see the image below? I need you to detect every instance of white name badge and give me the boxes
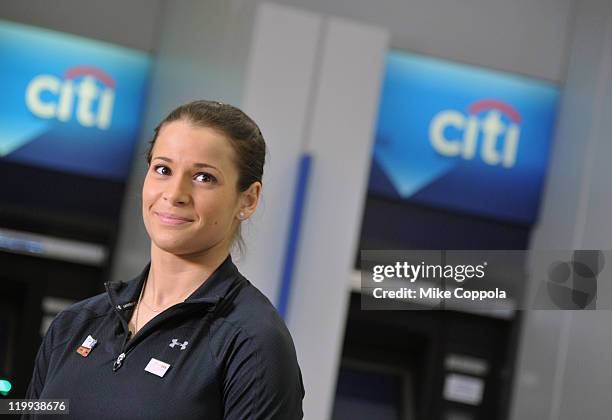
[144,358,171,378]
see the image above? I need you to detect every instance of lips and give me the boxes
[154,211,194,225]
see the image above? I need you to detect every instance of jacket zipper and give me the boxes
[106,282,135,373]
[112,324,134,371]
[113,346,136,371]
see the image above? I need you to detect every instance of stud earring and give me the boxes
[239,211,245,220]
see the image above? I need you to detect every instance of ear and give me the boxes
[237,182,262,221]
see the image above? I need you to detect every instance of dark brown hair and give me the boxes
[145,100,266,253]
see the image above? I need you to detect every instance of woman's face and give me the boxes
[142,119,243,257]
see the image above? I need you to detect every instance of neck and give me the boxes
[145,240,230,307]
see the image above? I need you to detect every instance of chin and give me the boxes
[151,239,194,256]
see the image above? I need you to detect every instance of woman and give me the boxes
[24,100,305,419]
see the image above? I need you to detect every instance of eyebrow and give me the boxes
[152,156,220,172]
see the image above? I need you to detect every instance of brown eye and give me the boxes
[153,165,170,175]
[195,173,217,184]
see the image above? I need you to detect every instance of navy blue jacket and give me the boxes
[24,255,305,419]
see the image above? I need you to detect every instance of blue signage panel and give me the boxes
[0,20,150,181]
[369,50,559,225]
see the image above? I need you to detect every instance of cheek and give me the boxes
[142,175,159,203]
[141,176,159,220]
[196,193,238,225]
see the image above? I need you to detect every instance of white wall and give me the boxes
[237,3,322,300]
[282,16,388,420]
[511,1,612,419]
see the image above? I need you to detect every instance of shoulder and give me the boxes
[208,274,302,378]
[212,275,296,358]
[59,290,111,323]
[211,275,305,418]
[64,290,112,316]
[44,291,111,348]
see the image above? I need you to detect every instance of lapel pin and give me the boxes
[76,335,97,357]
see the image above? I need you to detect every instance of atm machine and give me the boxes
[333,48,558,420]
[0,20,150,398]
[332,196,529,420]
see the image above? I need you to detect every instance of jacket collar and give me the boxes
[104,254,241,311]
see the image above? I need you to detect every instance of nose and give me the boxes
[163,172,191,205]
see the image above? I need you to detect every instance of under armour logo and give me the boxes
[169,339,188,350]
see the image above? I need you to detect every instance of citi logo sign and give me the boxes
[25,66,115,129]
[429,100,521,168]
